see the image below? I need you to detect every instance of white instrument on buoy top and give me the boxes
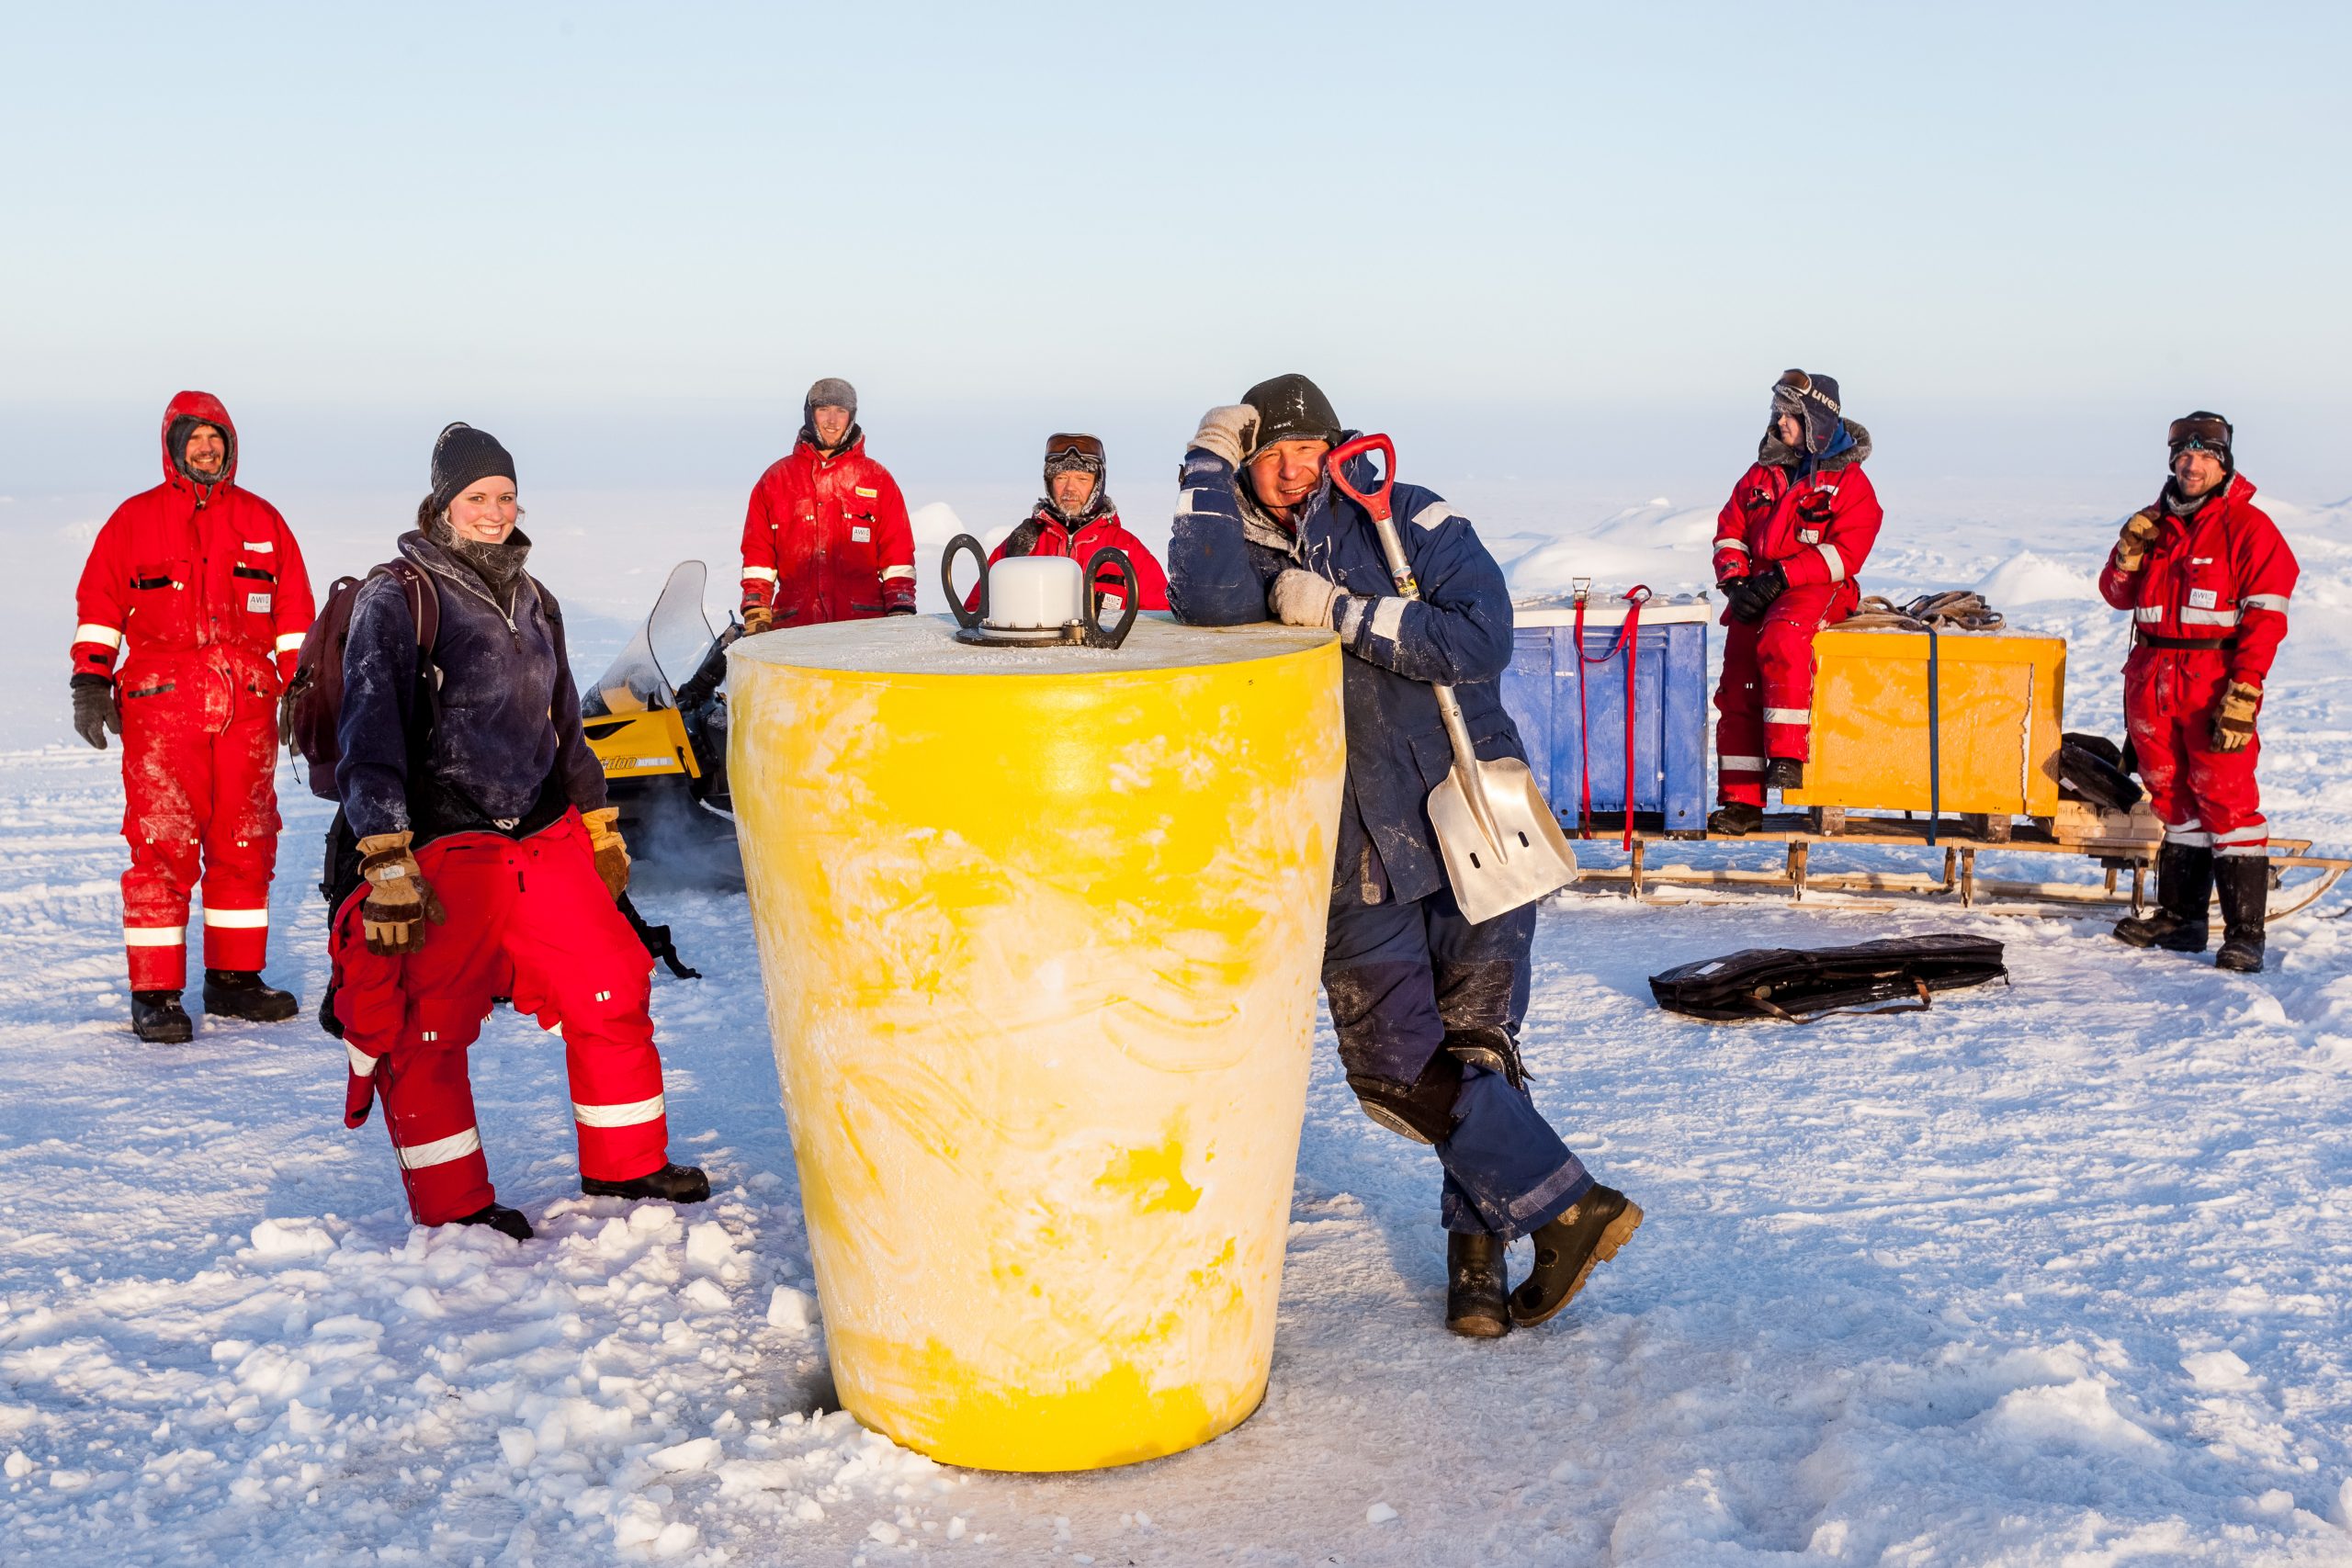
[943,536,1139,649]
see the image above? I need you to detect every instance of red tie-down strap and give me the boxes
[1573,585,1653,851]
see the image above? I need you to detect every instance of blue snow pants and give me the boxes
[1321,888,1592,1239]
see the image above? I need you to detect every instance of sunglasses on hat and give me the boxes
[2166,414,2231,454]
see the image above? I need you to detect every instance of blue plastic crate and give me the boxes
[1501,592,1712,834]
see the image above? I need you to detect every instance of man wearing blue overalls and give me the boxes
[1167,374,1641,1337]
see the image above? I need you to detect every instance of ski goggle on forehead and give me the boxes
[2167,415,2231,454]
[1044,434,1105,471]
[1771,368,1838,411]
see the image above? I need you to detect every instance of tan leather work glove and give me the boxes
[741,604,774,636]
[356,831,447,955]
[2211,679,2261,752]
[2113,510,2160,571]
[582,807,631,900]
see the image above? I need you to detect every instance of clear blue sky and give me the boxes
[4,1,2347,494]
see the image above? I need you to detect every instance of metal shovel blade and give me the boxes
[1427,755,1580,924]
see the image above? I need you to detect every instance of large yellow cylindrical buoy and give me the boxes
[728,615,1345,1472]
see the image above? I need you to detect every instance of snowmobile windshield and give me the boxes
[589,560,718,715]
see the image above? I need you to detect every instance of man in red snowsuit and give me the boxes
[966,434,1170,616]
[71,392,314,1042]
[2104,412,2298,973]
[738,378,917,632]
[1707,370,1883,833]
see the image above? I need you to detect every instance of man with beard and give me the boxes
[2103,412,2299,972]
[738,378,917,633]
[965,434,1169,615]
[327,423,708,1241]
[71,391,315,1042]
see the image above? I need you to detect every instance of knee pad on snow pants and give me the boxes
[1348,1049,1464,1145]
[1442,1025,1527,1089]
[1347,1028,1530,1145]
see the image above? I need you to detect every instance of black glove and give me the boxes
[71,675,119,750]
[277,672,305,749]
[1729,562,1788,624]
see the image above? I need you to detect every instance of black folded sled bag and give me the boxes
[1648,934,2007,1022]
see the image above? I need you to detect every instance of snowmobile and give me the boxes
[582,560,739,857]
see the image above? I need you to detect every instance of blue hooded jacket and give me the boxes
[1167,439,1528,908]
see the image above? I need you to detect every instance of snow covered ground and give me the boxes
[4,473,2352,1565]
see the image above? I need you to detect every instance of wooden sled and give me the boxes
[1563,805,2348,925]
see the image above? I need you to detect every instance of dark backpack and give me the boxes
[285,560,439,803]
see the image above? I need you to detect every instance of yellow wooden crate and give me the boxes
[1781,627,2067,818]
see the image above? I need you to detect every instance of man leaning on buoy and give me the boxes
[2103,412,2298,973]
[1166,373,1639,1339]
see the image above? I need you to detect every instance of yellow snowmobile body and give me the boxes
[583,707,700,784]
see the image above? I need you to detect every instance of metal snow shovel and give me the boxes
[1327,433,1578,923]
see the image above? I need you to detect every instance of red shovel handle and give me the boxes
[1327,432,1419,597]
[1326,433,1396,522]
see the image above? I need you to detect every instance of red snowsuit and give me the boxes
[739,434,917,625]
[2098,475,2298,854]
[72,392,314,990]
[1711,446,1883,806]
[330,811,670,1224]
[966,503,1171,615]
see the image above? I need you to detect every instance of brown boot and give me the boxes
[1510,1186,1643,1328]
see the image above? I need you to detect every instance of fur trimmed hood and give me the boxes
[1759,418,1871,473]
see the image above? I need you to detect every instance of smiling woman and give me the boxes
[322,421,712,1244]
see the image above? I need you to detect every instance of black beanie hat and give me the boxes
[429,423,517,515]
[1241,374,1341,459]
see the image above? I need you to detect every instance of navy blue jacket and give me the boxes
[1167,440,1526,908]
[338,531,605,843]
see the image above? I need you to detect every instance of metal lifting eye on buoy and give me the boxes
[942,533,1137,649]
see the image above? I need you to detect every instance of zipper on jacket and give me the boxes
[418,552,522,634]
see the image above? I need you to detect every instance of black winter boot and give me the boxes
[202,969,300,1022]
[582,1163,711,1203]
[1510,1185,1643,1328]
[1764,757,1805,791]
[2112,841,2213,952]
[454,1203,535,1241]
[1708,802,1763,835]
[2213,855,2270,973]
[1445,1231,1510,1338]
[131,990,194,1043]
